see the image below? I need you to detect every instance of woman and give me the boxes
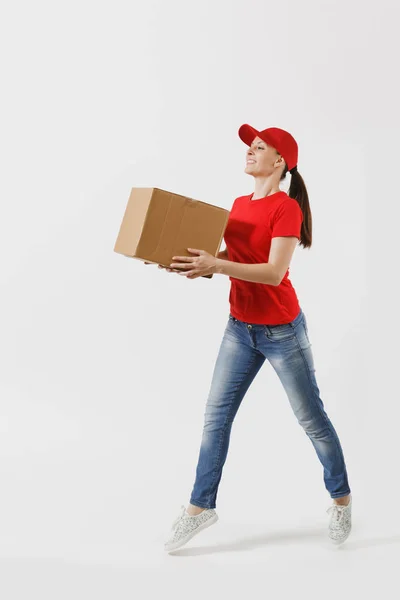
[160,124,352,552]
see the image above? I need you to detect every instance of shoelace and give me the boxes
[171,505,187,530]
[326,504,347,523]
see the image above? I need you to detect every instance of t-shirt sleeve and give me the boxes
[271,200,303,239]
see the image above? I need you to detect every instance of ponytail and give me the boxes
[281,165,312,249]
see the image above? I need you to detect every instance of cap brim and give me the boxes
[238,124,276,148]
[238,124,260,146]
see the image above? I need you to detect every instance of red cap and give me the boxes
[238,124,298,172]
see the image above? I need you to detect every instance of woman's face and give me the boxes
[244,136,284,176]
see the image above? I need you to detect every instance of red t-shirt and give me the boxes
[223,190,303,325]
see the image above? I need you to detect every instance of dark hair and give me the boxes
[280,164,312,249]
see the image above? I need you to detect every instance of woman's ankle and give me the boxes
[186,503,206,516]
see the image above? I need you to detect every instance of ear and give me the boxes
[274,154,285,169]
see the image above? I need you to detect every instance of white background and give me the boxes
[1,0,399,598]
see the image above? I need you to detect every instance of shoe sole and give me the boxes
[164,513,219,552]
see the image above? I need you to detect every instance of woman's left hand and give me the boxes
[170,248,218,279]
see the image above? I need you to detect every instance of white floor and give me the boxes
[1,480,399,600]
[1,364,399,599]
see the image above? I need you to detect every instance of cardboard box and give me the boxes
[114,187,230,279]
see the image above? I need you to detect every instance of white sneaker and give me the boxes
[164,505,219,552]
[326,496,352,544]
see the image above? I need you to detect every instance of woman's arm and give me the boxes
[215,236,298,285]
[216,259,277,285]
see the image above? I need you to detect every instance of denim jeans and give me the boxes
[189,308,351,508]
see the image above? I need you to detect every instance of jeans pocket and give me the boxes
[265,323,296,342]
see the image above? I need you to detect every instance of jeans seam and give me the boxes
[293,330,349,492]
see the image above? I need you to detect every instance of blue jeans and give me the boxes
[189,308,351,508]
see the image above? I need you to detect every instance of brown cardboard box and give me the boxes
[114,187,230,279]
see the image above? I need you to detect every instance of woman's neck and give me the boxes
[252,178,281,200]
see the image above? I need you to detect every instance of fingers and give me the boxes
[144,262,170,270]
[144,261,180,273]
[158,264,179,273]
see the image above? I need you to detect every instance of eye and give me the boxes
[257,146,264,150]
